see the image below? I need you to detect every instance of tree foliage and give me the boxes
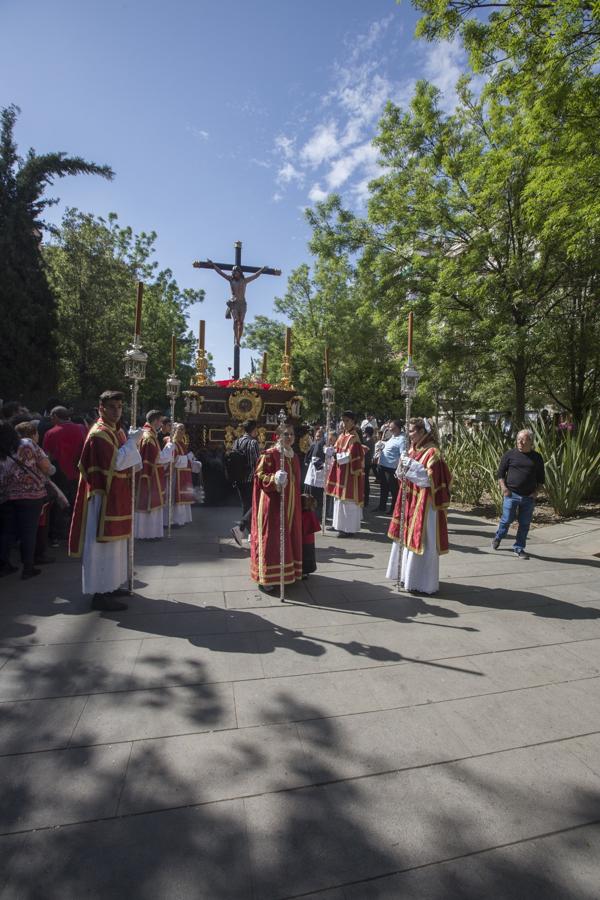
[44,210,203,413]
[0,105,113,403]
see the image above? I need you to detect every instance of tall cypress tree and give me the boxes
[0,105,113,405]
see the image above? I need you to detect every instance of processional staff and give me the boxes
[166,333,181,538]
[321,347,335,535]
[278,408,288,603]
[396,311,421,592]
[124,282,148,593]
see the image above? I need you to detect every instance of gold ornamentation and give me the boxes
[191,348,209,386]
[280,353,293,390]
[227,389,263,422]
[285,395,303,418]
[299,433,311,454]
[257,426,268,449]
[224,424,244,449]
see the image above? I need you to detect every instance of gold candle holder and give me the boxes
[191,348,208,386]
[280,353,293,390]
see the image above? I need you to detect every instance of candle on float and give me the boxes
[199,319,205,351]
[262,351,268,377]
[171,334,176,372]
[135,282,143,336]
[324,346,330,381]
[285,327,291,356]
[407,311,414,357]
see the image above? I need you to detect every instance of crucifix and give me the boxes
[193,240,281,379]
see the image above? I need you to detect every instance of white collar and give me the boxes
[277,443,294,459]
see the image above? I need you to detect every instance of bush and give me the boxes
[531,413,600,516]
[444,414,600,518]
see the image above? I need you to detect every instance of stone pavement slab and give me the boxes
[1,503,600,898]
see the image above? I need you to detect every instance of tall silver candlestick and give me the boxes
[278,408,287,603]
[166,370,181,538]
[124,335,148,594]
[321,380,335,535]
[396,358,420,592]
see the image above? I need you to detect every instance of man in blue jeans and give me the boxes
[492,429,545,559]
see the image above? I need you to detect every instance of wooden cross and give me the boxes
[193,241,281,378]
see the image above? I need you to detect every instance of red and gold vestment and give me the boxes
[136,424,165,512]
[388,439,451,554]
[68,418,133,557]
[250,447,303,587]
[174,440,194,504]
[325,430,365,506]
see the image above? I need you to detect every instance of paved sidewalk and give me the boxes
[1,502,600,899]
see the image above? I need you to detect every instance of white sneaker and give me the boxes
[231,526,244,548]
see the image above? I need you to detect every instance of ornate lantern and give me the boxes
[124,343,148,382]
[401,362,420,399]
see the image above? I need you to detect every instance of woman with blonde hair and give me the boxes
[386,416,451,595]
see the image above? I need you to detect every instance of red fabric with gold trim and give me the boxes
[388,441,452,555]
[136,424,164,512]
[325,430,365,506]
[174,440,194,504]
[250,447,303,586]
[68,419,132,557]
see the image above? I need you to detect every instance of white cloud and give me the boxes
[272,192,283,203]
[325,142,379,190]
[275,134,295,159]
[300,122,340,167]
[250,157,271,169]
[424,38,466,109]
[308,183,328,203]
[186,125,209,140]
[277,162,304,185]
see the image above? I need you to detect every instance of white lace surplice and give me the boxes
[385,457,440,594]
[82,440,141,595]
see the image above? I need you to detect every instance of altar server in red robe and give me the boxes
[69,391,142,610]
[250,422,302,593]
[135,410,174,540]
[166,423,195,527]
[386,417,451,595]
[326,410,365,537]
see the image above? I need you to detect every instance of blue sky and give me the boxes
[1,0,464,379]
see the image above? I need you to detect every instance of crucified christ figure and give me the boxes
[206,260,266,345]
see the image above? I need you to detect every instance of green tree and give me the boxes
[244,250,403,421]
[0,105,113,404]
[44,209,203,414]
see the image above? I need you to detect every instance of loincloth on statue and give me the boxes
[225,298,247,321]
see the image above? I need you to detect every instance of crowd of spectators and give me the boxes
[0,398,92,579]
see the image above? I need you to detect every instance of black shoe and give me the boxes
[91,593,128,611]
[34,556,55,565]
[491,539,500,550]
[0,562,18,577]
[258,584,276,594]
[514,549,530,560]
[111,588,131,597]
[21,566,41,580]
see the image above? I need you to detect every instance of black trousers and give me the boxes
[378,466,399,511]
[0,498,44,566]
[237,482,253,532]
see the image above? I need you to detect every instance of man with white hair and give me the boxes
[492,429,545,559]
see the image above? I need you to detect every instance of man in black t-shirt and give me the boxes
[492,429,545,559]
[230,419,260,548]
